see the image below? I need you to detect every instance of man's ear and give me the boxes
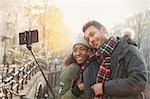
[100,26,107,33]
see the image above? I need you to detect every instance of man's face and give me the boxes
[73,44,88,64]
[84,26,106,48]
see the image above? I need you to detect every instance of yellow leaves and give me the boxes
[44,5,72,53]
[27,2,72,54]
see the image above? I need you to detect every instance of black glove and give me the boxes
[71,84,81,97]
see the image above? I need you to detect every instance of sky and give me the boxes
[51,0,149,36]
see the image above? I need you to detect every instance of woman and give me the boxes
[57,34,99,99]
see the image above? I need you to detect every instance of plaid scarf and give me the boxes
[88,37,118,99]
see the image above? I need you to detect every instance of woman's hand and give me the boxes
[78,83,84,91]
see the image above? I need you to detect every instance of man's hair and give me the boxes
[82,20,103,32]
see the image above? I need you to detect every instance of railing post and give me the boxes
[6,63,9,76]
[54,71,57,88]
[2,73,4,83]
[25,66,28,84]
[25,74,28,84]
[21,69,25,90]
[10,81,14,99]
[27,65,31,80]
[2,68,5,80]
[16,71,20,93]
[28,72,31,80]
[32,67,34,76]
[4,88,8,99]
[12,67,15,73]
[35,65,38,73]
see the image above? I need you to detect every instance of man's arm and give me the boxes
[104,46,147,96]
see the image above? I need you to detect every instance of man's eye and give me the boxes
[86,37,89,42]
[81,48,86,51]
[90,32,94,37]
[73,50,77,52]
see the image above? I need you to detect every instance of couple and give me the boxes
[57,20,147,99]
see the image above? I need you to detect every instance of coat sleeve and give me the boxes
[58,88,76,99]
[57,63,80,99]
[104,46,148,96]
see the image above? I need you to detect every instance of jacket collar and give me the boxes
[113,36,137,59]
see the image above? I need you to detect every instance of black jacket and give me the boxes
[72,60,100,99]
[103,36,147,99]
[83,60,100,98]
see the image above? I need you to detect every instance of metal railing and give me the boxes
[0,61,38,99]
[0,60,62,99]
[48,70,61,92]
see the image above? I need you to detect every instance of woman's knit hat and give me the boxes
[73,33,89,48]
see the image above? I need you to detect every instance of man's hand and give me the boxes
[91,83,103,95]
[78,83,84,91]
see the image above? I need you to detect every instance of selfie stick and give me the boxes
[26,45,55,99]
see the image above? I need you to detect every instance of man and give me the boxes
[82,20,147,99]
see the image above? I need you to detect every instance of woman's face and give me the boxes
[73,44,88,64]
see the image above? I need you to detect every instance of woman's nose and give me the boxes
[76,50,81,56]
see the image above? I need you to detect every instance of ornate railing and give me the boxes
[0,61,38,99]
[0,60,61,99]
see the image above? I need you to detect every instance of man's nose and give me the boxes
[89,37,95,44]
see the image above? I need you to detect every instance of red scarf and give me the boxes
[88,37,118,99]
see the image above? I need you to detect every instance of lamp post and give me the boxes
[2,36,8,67]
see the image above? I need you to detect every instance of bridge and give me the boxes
[0,60,61,99]
[0,59,149,99]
